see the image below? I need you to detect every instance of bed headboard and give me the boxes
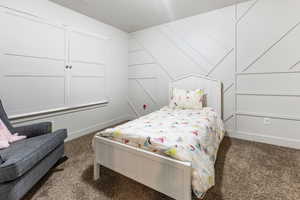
[169,74,223,118]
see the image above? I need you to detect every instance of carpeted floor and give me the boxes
[23,128,300,200]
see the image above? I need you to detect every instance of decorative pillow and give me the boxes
[0,100,15,134]
[169,88,205,110]
[0,119,26,149]
[0,119,10,149]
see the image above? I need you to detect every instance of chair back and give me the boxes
[0,100,15,133]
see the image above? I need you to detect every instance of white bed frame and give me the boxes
[94,74,222,200]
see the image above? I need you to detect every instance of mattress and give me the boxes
[96,106,225,197]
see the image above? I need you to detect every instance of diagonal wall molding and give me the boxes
[127,99,140,117]
[135,79,159,107]
[224,114,234,122]
[164,25,215,69]
[131,37,174,81]
[128,1,300,149]
[224,83,234,94]
[174,72,220,82]
[289,59,300,70]
[242,20,300,72]
[237,0,260,23]
[159,26,210,74]
[207,48,234,76]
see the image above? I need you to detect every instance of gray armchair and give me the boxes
[15,122,52,138]
[0,100,67,200]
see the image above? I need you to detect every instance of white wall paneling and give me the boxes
[129,0,300,149]
[0,7,67,116]
[128,5,235,122]
[128,64,157,79]
[0,6,109,117]
[237,95,300,119]
[224,86,235,121]
[237,72,300,95]
[224,116,235,133]
[129,50,154,66]
[128,78,158,116]
[235,115,300,149]
[0,9,65,59]
[234,0,300,149]
[0,1,129,140]
[236,0,257,21]
[68,29,108,106]
[159,26,209,74]
[131,29,206,80]
[209,51,235,89]
[237,0,300,72]
[69,29,108,63]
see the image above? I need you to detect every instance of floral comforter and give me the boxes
[96,106,225,198]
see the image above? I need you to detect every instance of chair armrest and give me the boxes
[0,155,4,165]
[14,122,52,138]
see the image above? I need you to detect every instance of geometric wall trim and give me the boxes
[128,0,300,149]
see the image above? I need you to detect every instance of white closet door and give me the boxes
[68,30,108,106]
[0,8,66,116]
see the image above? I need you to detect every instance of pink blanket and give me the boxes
[0,119,26,149]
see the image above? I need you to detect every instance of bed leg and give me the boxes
[182,167,192,200]
[94,160,100,181]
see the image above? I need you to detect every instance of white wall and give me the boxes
[128,0,300,149]
[0,0,130,140]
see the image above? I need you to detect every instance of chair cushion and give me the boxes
[0,129,67,183]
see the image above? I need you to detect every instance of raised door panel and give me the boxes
[69,73,106,106]
[70,62,105,77]
[69,30,107,64]
[68,30,108,106]
[0,8,66,116]
[0,55,65,76]
[1,76,65,116]
[0,9,65,59]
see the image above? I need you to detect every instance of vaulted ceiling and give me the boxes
[50,0,249,33]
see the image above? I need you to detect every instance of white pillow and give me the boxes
[169,88,205,110]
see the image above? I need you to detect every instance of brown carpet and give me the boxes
[23,130,300,200]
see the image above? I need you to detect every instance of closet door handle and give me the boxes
[65,66,73,69]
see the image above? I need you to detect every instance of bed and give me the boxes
[93,74,224,200]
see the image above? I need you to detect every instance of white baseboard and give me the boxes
[226,130,300,150]
[66,115,132,142]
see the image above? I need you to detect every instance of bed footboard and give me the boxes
[94,136,192,200]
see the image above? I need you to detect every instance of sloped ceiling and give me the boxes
[50,0,250,32]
